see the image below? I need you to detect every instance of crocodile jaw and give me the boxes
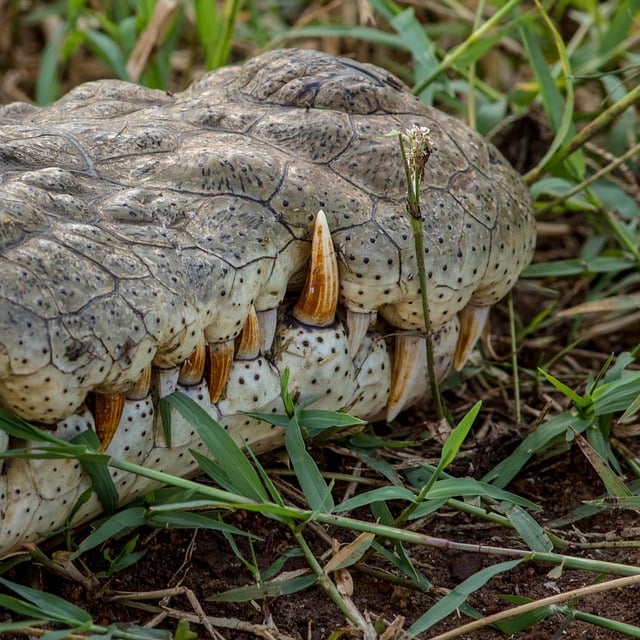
[0,48,536,557]
[0,211,461,556]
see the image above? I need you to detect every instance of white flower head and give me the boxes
[403,125,432,182]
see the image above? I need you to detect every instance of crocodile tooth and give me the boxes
[0,429,8,475]
[346,309,376,356]
[235,306,260,360]
[154,367,179,398]
[257,308,277,354]
[386,334,426,422]
[178,337,206,385]
[206,340,234,403]
[126,364,152,400]
[93,392,125,451]
[293,210,339,327]
[454,305,490,370]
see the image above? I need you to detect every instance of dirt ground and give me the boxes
[1,178,637,637]
[3,374,640,639]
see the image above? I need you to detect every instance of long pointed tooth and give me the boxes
[386,335,426,422]
[293,209,338,327]
[206,339,234,403]
[179,337,206,385]
[454,305,490,370]
[93,392,125,452]
[126,364,152,400]
[235,306,260,360]
[257,308,277,354]
[346,310,376,356]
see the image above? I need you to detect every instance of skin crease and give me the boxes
[0,49,536,555]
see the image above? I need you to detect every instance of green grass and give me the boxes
[0,0,640,638]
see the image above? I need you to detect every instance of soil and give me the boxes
[1,4,639,639]
[3,379,640,639]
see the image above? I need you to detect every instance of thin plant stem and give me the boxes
[508,292,522,424]
[413,0,524,96]
[525,82,640,184]
[397,130,449,423]
[537,139,640,216]
[210,0,242,68]
[289,526,370,633]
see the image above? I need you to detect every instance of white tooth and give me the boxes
[454,305,490,370]
[257,308,277,354]
[154,367,180,398]
[386,334,428,422]
[0,429,7,475]
[346,309,376,356]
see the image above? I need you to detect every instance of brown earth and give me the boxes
[3,403,640,639]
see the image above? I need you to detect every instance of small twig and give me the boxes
[11,629,88,640]
[536,139,640,215]
[429,573,640,640]
[168,528,198,589]
[507,292,522,424]
[111,585,221,638]
[397,126,450,424]
[160,607,293,640]
[125,0,179,81]
[525,82,640,184]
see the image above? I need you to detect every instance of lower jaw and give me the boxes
[0,308,460,558]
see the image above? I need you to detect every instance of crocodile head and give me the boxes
[0,49,536,554]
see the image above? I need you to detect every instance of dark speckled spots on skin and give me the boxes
[0,49,534,554]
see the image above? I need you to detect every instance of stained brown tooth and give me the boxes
[178,337,206,385]
[386,335,426,422]
[205,340,234,403]
[93,392,125,452]
[257,308,277,354]
[454,305,490,371]
[346,310,376,356]
[235,306,260,360]
[126,364,152,400]
[293,210,339,327]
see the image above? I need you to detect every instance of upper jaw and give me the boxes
[25,210,487,453]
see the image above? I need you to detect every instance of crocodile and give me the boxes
[0,48,536,557]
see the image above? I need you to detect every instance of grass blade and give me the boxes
[0,577,92,625]
[407,558,524,634]
[324,532,375,573]
[284,414,334,512]
[71,429,118,513]
[161,393,268,502]
[572,429,633,497]
[500,503,553,552]
[72,506,147,558]
[207,574,317,602]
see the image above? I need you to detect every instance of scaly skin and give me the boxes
[0,49,536,556]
